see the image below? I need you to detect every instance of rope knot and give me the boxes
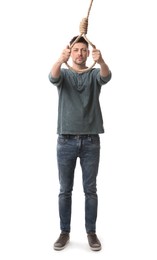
[79,18,88,35]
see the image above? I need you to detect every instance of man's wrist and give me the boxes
[99,59,106,66]
[57,59,63,66]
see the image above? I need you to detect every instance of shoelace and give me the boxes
[59,234,69,243]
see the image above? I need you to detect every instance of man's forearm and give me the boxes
[99,60,110,77]
[50,60,63,78]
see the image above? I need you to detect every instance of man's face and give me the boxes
[71,42,89,66]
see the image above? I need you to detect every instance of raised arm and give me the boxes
[92,49,110,77]
[50,46,71,78]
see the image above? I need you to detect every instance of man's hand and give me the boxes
[92,49,104,65]
[58,46,71,64]
[92,49,110,77]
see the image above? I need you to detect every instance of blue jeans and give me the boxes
[57,134,100,233]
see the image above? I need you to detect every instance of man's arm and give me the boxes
[92,49,110,77]
[50,46,71,78]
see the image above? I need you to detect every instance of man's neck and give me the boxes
[72,63,88,72]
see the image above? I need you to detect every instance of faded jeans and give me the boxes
[57,134,100,233]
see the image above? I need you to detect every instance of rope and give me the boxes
[87,0,94,19]
[65,0,96,73]
[79,0,94,35]
[79,18,88,35]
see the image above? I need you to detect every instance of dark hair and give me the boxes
[69,36,89,48]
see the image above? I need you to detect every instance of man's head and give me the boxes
[69,36,89,68]
[69,36,89,48]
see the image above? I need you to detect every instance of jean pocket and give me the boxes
[91,135,100,145]
[57,136,67,145]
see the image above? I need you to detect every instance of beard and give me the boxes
[74,58,86,66]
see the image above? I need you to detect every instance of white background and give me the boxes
[0,0,157,259]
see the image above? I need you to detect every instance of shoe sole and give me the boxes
[90,246,102,251]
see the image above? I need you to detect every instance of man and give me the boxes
[48,36,112,251]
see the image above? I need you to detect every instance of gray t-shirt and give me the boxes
[49,68,111,134]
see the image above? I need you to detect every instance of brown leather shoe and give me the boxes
[53,232,70,250]
[87,232,102,251]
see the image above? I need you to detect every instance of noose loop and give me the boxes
[65,0,96,73]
